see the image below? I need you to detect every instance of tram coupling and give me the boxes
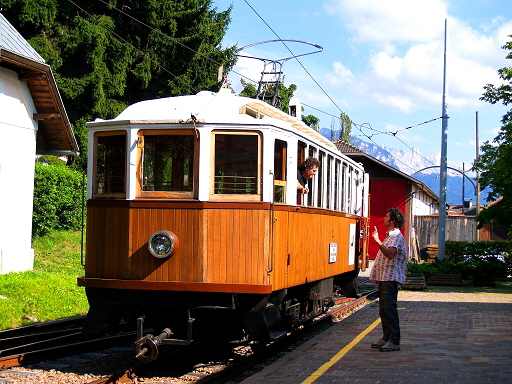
[134,315,195,362]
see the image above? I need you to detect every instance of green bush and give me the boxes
[408,245,509,286]
[407,260,439,277]
[33,163,87,237]
[445,240,512,276]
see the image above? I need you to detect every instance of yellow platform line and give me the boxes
[302,317,381,383]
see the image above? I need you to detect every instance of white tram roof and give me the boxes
[88,89,338,152]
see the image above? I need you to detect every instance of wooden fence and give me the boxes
[414,215,477,258]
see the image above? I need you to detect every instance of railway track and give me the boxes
[0,316,136,371]
[89,288,379,384]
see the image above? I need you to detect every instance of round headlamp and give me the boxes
[148,230,179,258]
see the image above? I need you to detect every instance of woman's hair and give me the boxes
[387,208,405,229]
[299,156,320,171]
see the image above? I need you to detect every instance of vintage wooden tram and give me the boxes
[77,89,369,361]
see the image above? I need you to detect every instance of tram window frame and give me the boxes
[354,169,361,214]
[347,165,353,213]
[307,146,318,207]
[274,139,287,203]
[326,155,333,209]
[297,141,307,206]
[334,159,341,211]
[92,131,127,199]
[317,151,325,208]
[137,129,198,199]
[210,131,262,201]
[341,163,347,212]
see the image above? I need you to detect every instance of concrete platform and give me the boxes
[241,285,512,383]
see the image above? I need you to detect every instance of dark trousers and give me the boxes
[378,281,400,344]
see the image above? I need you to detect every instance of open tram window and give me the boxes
[94,132,126,197]
[307,146,318,207]
[212,132,261,199]
[140,132,195,197]
[341,163,347,212]
[317,151,325,208]
[334,159,341,211]
[347,165,353,213]
[326,155,333,209]
[274,139,287,203]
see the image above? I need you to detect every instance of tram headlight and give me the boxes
[148,230,179,258]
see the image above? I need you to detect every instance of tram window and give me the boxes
[341,163,347,212]
[326,155,333,209]
[94,133,126,196]
[274,140,287,203]
[354,169,360,214]
[297,141,306,167]
[307,146,318,207]
[142,135,194,193]
[212,133,260,197]
[347,166,353,213]
[334,159,341,211]
[316,151,325,208]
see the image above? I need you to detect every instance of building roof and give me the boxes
[0,13,45,63]
[0,13,78,155]
[333,139,439,201]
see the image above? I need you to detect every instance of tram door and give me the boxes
[271,139,289,290]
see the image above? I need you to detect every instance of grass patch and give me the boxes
[0,230,88,330]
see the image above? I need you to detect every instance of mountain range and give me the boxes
[320,129,489,205]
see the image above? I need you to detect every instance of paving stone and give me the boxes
[241,281,512,384]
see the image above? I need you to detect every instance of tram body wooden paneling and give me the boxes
[84,201,358,291]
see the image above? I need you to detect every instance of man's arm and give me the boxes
[297,180,309,194]
[372,227,397,260]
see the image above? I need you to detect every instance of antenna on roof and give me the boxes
[235,40,322,107]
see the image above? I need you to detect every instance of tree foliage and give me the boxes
[0,0,237,170]
[475,35,512,232]
[302,114,320,132]
[340,112,352,143]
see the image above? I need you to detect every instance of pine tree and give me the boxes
[1,0,236,170]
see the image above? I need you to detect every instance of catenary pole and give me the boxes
[438,19,449,261]
[475,111,480,240]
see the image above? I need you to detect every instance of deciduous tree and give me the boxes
[475,35,512,232]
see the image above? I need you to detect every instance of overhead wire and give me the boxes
[242,0,440,172]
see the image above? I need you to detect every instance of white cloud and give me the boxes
[325,0,447,45]
[326,61,355,85]
[324,0,511,112]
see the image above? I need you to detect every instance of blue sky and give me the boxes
[213,0,512,172]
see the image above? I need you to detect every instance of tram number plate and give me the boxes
[329,242,338,263]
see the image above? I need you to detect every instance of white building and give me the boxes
[0,14,78,274]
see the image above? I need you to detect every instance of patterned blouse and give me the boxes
[369,228,407,284]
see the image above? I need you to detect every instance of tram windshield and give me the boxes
[94,133,126,196]
[142,134,194,192]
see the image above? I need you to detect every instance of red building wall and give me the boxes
[368,180,407,260]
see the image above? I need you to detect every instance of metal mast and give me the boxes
[438,19,449,260]
[475,111,480,240]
